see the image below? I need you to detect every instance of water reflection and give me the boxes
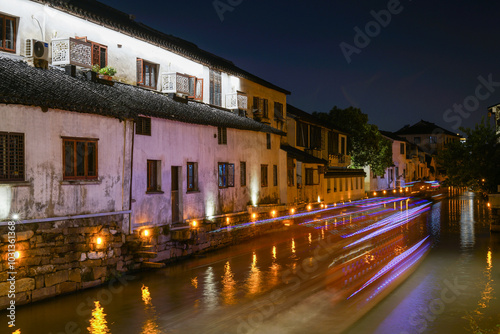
[87,301,110,334]
[460,196,475,249]
[141,285,161,334]
[203,267,218,310]
[246,252,262,296]
[221,261,237,305]
[11,329,21,334]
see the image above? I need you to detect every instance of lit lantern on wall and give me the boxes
[252,213,257,220]
[290,208,295,214]
[192,220,198,228]
[143,229,150,237]
[271,210,276,217]
[96,237,103,245]
[307,204,312,211]
[383,190,386,195]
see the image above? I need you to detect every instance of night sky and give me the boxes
[98,0,500,134]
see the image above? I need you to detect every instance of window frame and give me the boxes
[91,41,107,68]
[240,161,246,187]
[218,127,227,145]
[146,160,162,193]
[273,164,278,186]
[266,133,271,149]
[209,69,222,106]
[0,14,16,53]
[62,137,98,181]
[137,58,158,89]
[187,162,198,192]
[261,164,268,187]
[136,116,151,136]
[218,162,234,188]
[0,132,25,182]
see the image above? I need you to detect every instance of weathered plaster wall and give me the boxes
[0,105,130,221]
[131,118,283,228]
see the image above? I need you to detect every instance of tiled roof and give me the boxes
[31,0,290,95]
[280,144,327,164]
[286,104,348,134]
[324,168,365,178]
[380,130,406,142]
[395,120,460,137]
[0,57,285,135]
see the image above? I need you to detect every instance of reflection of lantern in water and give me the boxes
[142,285,152,305]
[87,301,110,334]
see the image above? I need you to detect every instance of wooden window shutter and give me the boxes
[75,36,88,42]
[91,43,100,66]
[136,58,144,85]
[195,78,203,101]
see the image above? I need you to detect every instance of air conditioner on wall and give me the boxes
[25,39,50,61]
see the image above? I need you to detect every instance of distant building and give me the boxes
[285,105,365,204]
[395,120,460,180]
[488,103,500,142]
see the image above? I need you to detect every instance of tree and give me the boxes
[438,118,500,193]
[313,106,393,175]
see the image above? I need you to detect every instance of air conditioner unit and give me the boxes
[25,39,49,61]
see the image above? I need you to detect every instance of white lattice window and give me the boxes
[51,38,92,68]
[225,92,247,110]
[162,72,203,99]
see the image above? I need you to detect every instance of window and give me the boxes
[252,97,268,118]
[0,132,24,181]
[414,137,421,144]
[0,14,16,53]
[209,69,221,106]
[218,162,234,188]
[147,160,161,192]
[273,165,278,186]
[136,117,151,136]
[296,121,308,147]
[187,162,198,192]
[345,178,348,190]
[305,168,319,185]
[274,102,284,120]
[310,126,322,150]
[266,133,271,149]
[287,158,294,186]
[218,127,227,145]
[63,138,98,180]
[340,136,346,155]
[92,42,107,68]
[261,164,268,187]
[339,178,343,191]
[400,143,405,155]
[262,99,268,118]
[351,178,354,190]
[137,58,158,89]
[328,131,339,155]
[240,161,246,186]
[355,177,358,189]
[429,136,437,144]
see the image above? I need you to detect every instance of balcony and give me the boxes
[161,72,192,96]
[328,154,351,168]
[52,38,92,68]
[225,92,248,110]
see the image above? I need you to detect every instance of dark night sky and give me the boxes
[98,0,500,134]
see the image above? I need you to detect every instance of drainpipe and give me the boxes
[128,119,135,235]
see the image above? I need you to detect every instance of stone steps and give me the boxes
[136,251,158,258]
[142,261,166,269]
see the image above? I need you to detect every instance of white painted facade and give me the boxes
[0,105,132,225]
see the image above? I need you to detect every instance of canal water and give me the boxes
[4,192,499,334]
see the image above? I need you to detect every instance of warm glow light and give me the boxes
[482,179,485,182]
[226,217,230,224]
[307,205,312,211]
[317,196,321,203]
[12,213,19,220]
[373,192,377,196]
[192,220,198,227]
[393,189,396,193]
[96,237,102,245]
[141,285,152,305]
[14,251,20,259]
[400,189,403,193]
[405,188,409,192]
[87,301,109,334]
[383,190,386,194]
[487,202,491,207]
[143,229,149,237]
[252,213,257,219]
[271,210,276,217]
[290,208,295,214]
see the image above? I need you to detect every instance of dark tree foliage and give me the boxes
[313,106,393,175]
[438,118,500,193]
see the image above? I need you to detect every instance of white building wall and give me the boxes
[131,118,282,227]
[0,105,130,220]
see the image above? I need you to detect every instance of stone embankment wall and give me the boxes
[0,212,285,309]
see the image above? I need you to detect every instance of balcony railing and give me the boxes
[51,38,92,68]
[225,92,248,110]
[161,72,192,96]
[328,154,351,168]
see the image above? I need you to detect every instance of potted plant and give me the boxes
[92,64,117,81]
